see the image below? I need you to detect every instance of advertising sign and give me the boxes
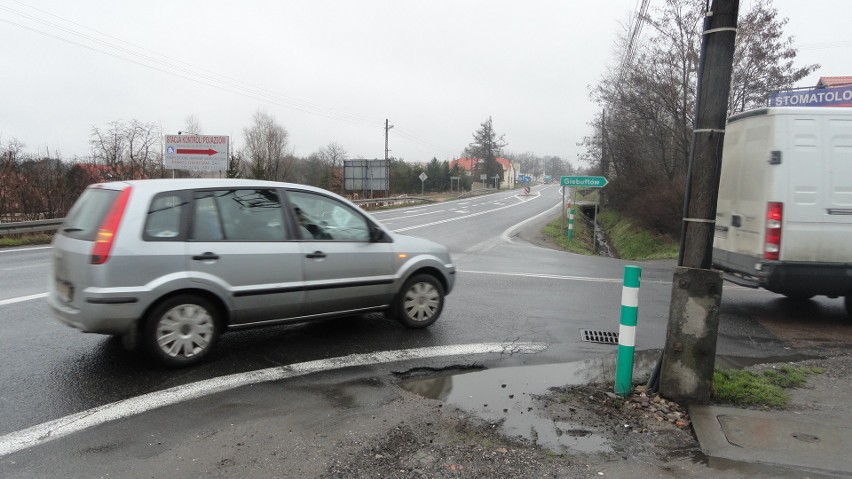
[164,135,229,171]
[770,85,852,108]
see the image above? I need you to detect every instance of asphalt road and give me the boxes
[0,184,847,449]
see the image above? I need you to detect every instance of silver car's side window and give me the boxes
[144,192,187,240]
[288,191,371,242]
[192,189,287,242]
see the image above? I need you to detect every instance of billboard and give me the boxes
[344,159,388,193]
[164,135,229,171]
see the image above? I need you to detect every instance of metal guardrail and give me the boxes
[0,190,499,236]
[0,218,64,237]
[455,188,497,199]
[352,196,435,206]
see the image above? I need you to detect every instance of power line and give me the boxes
[1,2,461,158]
[4,1,386,127]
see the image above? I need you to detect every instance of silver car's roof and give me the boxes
[92,178,344,199]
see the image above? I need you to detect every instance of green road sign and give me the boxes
[560,176,608,188]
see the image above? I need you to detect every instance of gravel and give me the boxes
[315,352,852,478]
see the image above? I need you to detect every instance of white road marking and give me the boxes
[393,196,533,232]
[500,201,562,243]
[389,209,446,219]
[0,342,547,458]
[459,270,773,292]
[1,263,48,272]
[0,293,48,306]
[0,246,51,254]
[460,269,626,284]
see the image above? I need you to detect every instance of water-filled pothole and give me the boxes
[400,351,661,454]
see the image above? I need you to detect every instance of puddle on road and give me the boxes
[400,351,660,454]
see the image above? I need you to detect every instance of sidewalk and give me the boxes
[689,353,852,478]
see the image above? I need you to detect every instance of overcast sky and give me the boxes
[1,0,849,165]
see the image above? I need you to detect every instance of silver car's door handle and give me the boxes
[306,251,326,259]
[192,252,220,261]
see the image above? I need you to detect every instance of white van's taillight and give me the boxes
[764,201,783,260]
[91,186,132,265]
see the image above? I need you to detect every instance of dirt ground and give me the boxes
[315,352,851,479]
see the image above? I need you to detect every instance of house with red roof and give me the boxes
[449,157,518,189]
[817,76,852,88]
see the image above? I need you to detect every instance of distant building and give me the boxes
[449,157,518,189]
[816,76,852,88]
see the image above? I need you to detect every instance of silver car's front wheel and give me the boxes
[396,274,445,328]
[144,295,220,367]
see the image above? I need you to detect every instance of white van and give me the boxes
[712,107,852,316]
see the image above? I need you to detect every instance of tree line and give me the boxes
[1,111,571,220]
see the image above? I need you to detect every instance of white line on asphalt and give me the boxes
[393,195,534,232]
[458,270,773,292]
[385,209,446,220]
[0,293,48,306]
[459,269,626,284]
[1,263,48,272]
[500,201,562,243]
[0,246,51,254]
[0,342,547,458]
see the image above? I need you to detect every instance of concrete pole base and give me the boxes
[660,266,723,403]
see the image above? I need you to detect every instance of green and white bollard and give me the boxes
[615,265,641,397]
[567,206,574,240]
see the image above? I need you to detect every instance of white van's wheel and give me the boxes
[143,295,220,367]
[396,274,445,329]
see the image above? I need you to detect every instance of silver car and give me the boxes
[48,179,455,367]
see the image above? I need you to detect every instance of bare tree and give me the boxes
[89,119,162,179]
[242,110,292,181]
[728,0,818,114]
[581,0,815,236]
[183,114,202,135]
[318,141,347,193]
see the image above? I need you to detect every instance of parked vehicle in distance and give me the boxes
[712,107,852,317]
[48,179,456,367]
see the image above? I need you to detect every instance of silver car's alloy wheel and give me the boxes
[403,281,441,322]
[155,303,215,359]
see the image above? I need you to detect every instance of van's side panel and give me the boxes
[782,113,822,262]
[821,116,852,261]
[735,115,775,257]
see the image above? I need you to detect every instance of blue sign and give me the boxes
[770,86,852,108]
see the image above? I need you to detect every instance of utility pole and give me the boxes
[600,109,608,208]
[660,0,739,403]
[384,119,393,198]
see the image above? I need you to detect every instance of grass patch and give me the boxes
[762,365,825,388]
[542,211,596,256]
[712,365,825,408]
[597,210,679,260]
[0,233,54,248]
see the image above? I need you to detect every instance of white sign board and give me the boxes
[419,172,428,181]
[164,135,229,171]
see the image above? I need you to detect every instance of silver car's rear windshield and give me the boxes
[61,188,121,241]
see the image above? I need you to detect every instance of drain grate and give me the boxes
[581,329,619,345]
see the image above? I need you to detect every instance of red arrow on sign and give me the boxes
[176,148,218,156]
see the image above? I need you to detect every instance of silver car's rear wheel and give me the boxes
[143,295,220,367]
[396,274,445,328]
